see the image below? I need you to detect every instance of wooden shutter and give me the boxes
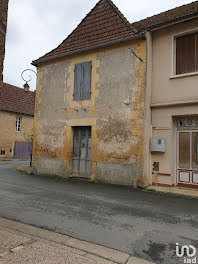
[82,61,92,100]
[74,63,82,100]
[176,33,195,75]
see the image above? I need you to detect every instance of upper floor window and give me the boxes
[176,32,198,75]
[74,61,92,101]
[16,116,22,132]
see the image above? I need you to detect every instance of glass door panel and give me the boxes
[192,132,198,170]
[179,132,190,169]
[177,130,198,187]
[72,127,91,177]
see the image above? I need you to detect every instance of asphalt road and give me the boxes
[0,160,197,264]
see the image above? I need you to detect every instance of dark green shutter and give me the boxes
[74,63,82,100]
[82,61,92,100]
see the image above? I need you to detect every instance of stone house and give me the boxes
[133,1,198,189]
[32,0,198,189]
[0,82,35,158]
[0,0,9,105]
[32,0,148,186]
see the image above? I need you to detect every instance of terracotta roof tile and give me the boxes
[1,83,35,116]
[33,0,138,65]
[132,1,198,32]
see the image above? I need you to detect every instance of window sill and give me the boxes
[170,71,198,79]
[73,99,91,102]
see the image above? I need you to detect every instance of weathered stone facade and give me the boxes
[32,0,148,186]
[33,40,147,186]
[0,0,9,104]
[0,111,33,158]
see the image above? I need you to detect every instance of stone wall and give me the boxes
[33,40,147,186]
[0,111,33,158]
[0,0,9,106]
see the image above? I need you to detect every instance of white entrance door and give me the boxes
[177,131,198,188]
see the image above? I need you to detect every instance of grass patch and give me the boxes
[94,178,103,184]
[143,188,157,193]
[16,166,33,175]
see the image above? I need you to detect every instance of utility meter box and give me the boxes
[150,138,165,153]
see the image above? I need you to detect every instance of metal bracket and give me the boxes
[129,48,144,63]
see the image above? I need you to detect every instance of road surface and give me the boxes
[0,160,197,263]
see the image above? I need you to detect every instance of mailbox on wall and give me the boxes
[150,138,165,153]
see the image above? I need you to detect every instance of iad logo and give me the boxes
[176,243,197,263]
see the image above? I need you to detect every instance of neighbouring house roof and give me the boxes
[1,82,35,116]
[32,0,141,66]
[132,1,198,32]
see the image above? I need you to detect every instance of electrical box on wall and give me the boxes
[150,138,165,153]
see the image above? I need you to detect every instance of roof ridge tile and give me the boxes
[1,82,35,116]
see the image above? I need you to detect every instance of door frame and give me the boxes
[176,129,198,188]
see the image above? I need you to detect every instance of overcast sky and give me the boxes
[3,0,193,91]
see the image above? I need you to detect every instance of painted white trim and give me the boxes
[172,119,177,186]
[177,130,198,186]
[171,34,175,77]
[172,27,198,39]
[171,27,198,76]
[170,71,198,79]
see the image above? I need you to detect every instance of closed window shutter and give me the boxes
[176,33,195,75]
[74,63,82,100]
[82,61,92,100]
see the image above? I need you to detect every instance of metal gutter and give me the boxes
[1,109,34,117]
[32,34,145,66]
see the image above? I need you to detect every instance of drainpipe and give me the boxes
[143,31,153,187]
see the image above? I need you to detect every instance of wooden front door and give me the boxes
[177,131,198,188]
[72,127,91,177]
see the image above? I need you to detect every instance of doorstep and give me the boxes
[147,185,198,198]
